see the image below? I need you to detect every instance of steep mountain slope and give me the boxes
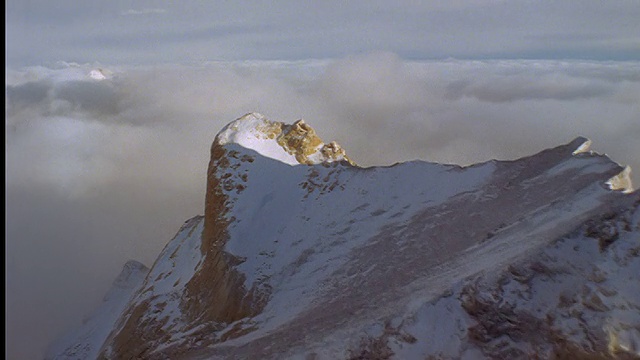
[48,113,638,359]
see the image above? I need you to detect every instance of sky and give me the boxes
[6,0,640,66]
[5,1,640,359]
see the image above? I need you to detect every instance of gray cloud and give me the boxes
[6,80,52,115]
[5,56,640,359]
[122,8,166,16]
[445,75,613,102]
[76,24,274,50]
[566,64,640,84]
[54,81,122,116]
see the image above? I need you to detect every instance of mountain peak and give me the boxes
[89,68,107,80]
[215,113,353,165]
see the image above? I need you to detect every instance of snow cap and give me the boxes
[215,113,353,165]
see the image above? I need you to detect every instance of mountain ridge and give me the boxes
[48,114,638,359]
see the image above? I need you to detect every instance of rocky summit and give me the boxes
[48,113,639,359]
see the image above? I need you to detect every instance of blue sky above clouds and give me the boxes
[5,1,640,359]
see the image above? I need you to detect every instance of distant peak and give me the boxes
[89,69,107,80]
[113,260,149,289]
[215,113,353,165]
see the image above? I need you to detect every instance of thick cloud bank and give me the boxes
[5,55,640,359]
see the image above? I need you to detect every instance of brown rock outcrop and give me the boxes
[183,140,260,325]
[101,151,253,359]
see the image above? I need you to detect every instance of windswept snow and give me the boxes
[218,144,495,338]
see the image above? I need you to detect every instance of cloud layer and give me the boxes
[5,55,640,359]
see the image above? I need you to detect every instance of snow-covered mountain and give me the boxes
[48,113,639,359]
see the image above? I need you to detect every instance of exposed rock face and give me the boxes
[182,137,261,329]
[276,119,351,165]
[49,114,638,359]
